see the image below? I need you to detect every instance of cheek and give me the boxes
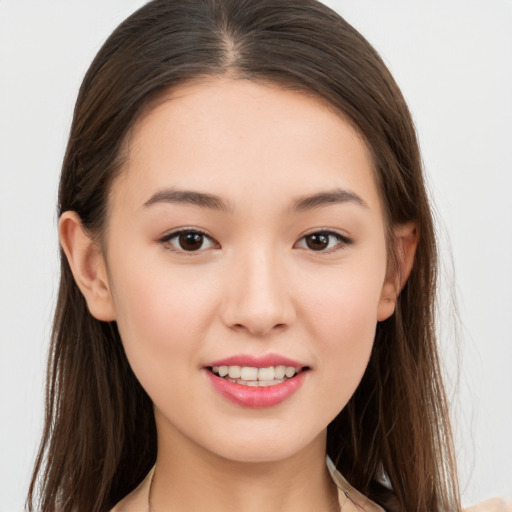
[107,251,220,384]
[302,252,386,341]
[308,281,378,368]
[298,254,386,407]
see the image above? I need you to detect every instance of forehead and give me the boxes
[114,78,381,214]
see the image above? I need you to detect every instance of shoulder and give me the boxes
[464,498,512,512]
[326,457,386,512]
[337,481,386,512]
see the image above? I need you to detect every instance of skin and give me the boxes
[60,78,417,512]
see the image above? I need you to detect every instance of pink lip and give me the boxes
[205,353,307,368]
[205,369,307,408]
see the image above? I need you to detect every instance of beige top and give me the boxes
[465,499,512,512]
[111,457,385,512]
[110,459,511,512]
[326,456,386,511]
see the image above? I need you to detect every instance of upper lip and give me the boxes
[205,353,308,369]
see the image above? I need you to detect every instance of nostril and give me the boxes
[230,322,286,337]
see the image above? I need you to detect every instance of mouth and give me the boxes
[207,365,308,387]
[204,356,310,408]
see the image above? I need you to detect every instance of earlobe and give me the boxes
[58,211,116,321]
[377,222,418,322]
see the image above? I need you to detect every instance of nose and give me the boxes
[220,248,295,337]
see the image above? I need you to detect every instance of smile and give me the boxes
[204,356,309,408]
[209,365,303,386]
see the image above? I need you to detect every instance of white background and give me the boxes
[0,1,511,510]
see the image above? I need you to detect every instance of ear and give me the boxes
[377,221,418,322]
[59,211,116,321]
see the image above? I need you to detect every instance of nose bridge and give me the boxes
[222,243,294,336]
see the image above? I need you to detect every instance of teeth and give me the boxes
[228,366,241,379]
[274,365,286,379]
[258,379,283,386]
[211,365,303,384]
[226,377,286,387]
[285,367,296,378]
[241,366,258,380]
[258,367,275,380]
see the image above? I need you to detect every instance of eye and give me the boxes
[295,231,352,252]
[160,229,218,252]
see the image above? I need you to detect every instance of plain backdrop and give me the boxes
[1,1,511,510]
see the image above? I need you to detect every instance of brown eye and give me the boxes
[295,231,353,253]
[178,232,205,251]
[305,233,330,251]
[162,230,217,252]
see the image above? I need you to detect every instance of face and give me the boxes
[101,78,393,463]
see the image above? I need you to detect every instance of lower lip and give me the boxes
[205,369,307,408]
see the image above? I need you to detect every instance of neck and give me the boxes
[150,423,338,512]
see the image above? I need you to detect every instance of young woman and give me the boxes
[27,1,471,511]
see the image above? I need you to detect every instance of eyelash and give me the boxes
[159,229,353,254]
[159,228,219,253]
[295,230,353,253]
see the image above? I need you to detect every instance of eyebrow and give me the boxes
[291,189,368,212]
[143,188,232,212]
[142,187,367,213]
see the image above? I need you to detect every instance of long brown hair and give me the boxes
[28,1,461,511]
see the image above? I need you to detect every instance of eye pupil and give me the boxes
[306,233,329,250]
[179,232,203,251]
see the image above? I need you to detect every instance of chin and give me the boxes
[199,424,326,465]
